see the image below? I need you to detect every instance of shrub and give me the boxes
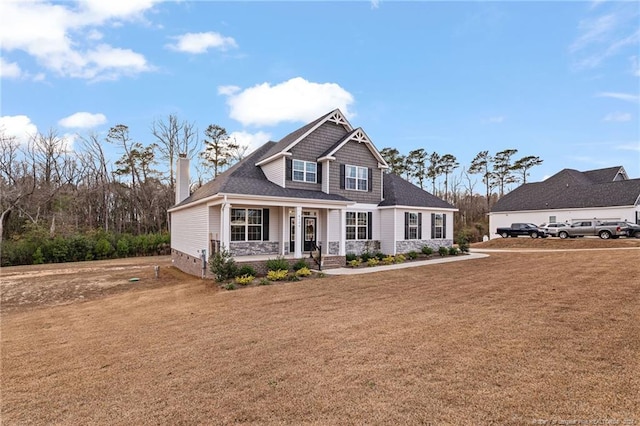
[438,246,448,257]
[209,246,237,282]
[50,237,69,263]
[296,266,312,277]
[374,251,385,261]
[94,238,113,259]
[448,246,459,256]
[381,256,394,265]
[394,254,406,263]
[345,253,358,262]
[367,258,380,267]
[422,246,434,255]
[292,259,309,271]
[116,238,131,258]
[234,274,254,285]
[348,259,362,268]
[259,278,271,286]
[236,265,257,277]
[407,251,418,260]
[456,235,470,253]
[287,274,300,282]
[224,283,236,290]
[266,269,288,281]
[32,247,44,264]
[266,256,289,272]
[360,251,373,262]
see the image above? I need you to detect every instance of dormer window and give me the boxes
[345,165,368,191]
[293,160,317,183]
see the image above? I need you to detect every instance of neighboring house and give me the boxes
[489,166,640,238]
[169,109,457,276]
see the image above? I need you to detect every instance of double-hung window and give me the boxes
[404,212,422,240]
[431,213,445,239]
[293,160,317,183]
[346,212,370,240]
[345,165,368,191]
[231,208,263,241]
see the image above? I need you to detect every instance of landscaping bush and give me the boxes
[209,246,237,282]
[348,259,362,268]
[367,258,380,267]
[374,251,385,261]
[381,256,394,265]
[448,246,459,256]
[438,246,448,257]
[292,259,309,271]
[266,256,289,272]
[236,265,257,277]
[234,274,255,285]
[394,254,406,263]
[345,253,358,262]
[266,269,288,281]
[456,235,470,253]
[407,251,418,260]
[360,251,373,262]
[296,266,312,277]
[422,246,434,256]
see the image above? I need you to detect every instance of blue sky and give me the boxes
[1,0,639,188]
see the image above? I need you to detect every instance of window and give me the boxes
[431,213,445,239]
[405,212,421,240]
[346,211,371,240]
[231,208,263,241]
[292,160,317,183]
[345,165,368,191]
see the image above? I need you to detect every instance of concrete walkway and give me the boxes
[322,252,489,275]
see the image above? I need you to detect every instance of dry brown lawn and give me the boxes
[1,243,639,425]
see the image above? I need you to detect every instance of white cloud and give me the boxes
[631,56,640,77]
[603,112,632,122]
[0,0,159,80]
[59,112,107,129]
[597,92,640,103]
[485,116,505,124]
[166,32,238,54]
[220,77,355,127]
[229,131,272,155]
[0,115,38,145]
[218,85,241,96]
[0,57,22,79]
[570,4,640,70]
[615,142,640,152]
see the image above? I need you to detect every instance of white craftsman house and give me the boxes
[169,109,457,275]
[489,166,640,238]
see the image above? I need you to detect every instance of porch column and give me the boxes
[294,206,302,258]
[339,208,346,256]
[220,202,230,250]
[280,206,287,255]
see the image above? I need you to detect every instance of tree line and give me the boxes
[1,114,543,265]
[379,147,543,241]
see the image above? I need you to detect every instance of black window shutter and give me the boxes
[317,162,322,184]
[431,213,436,239]
[368,168,373,192]
[367,212,372,240]
[340,164,345,189]
[286,159,292,181]
[418,212,422,239]
[442,214,446,239]
[404,212,409,240]
[262,208,270,241]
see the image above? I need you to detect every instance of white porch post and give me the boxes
[280,206,287,256]
[220,202,230,250]
[339,208,346,256]
[294,206,302,258]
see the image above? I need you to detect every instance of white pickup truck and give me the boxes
[557,220,627,239]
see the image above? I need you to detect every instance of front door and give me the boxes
[303,217,317,252]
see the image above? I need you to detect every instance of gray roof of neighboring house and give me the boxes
[173,142,351,208]
[379,173,455,209]
[491,167,640,212]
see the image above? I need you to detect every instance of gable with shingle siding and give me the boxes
[330,140,382,204]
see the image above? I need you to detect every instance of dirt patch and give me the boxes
[0,256,204,313]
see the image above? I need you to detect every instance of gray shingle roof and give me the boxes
[379,173,455,209]
[173,142,351,208]
[491,167,640,212]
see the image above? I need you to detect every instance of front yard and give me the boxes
[1,245,639,424]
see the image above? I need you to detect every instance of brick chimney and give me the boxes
[175,154,190,204]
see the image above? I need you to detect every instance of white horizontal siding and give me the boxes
[171,204,209,257]
[261,157,285,187]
